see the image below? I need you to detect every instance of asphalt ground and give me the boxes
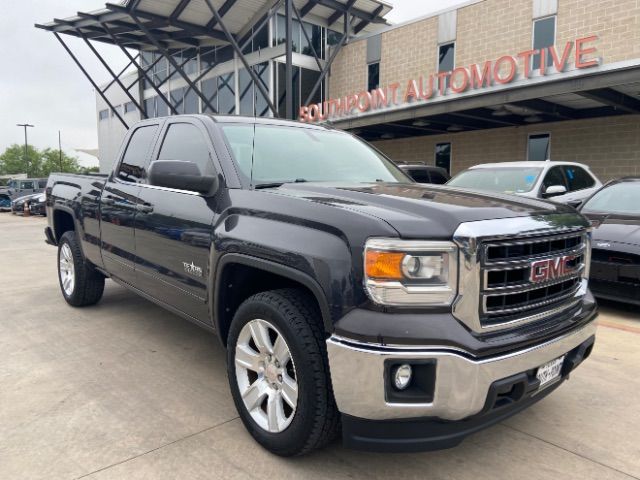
[1,213,639,480]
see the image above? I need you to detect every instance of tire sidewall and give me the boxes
[227,297,322,455]
[58,232,81,304]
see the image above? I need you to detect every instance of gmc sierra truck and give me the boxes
[45,115,597,456]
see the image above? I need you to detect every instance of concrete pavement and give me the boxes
[1,213,639,480]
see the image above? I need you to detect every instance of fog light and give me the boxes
[393,364,412,390]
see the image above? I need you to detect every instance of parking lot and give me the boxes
[1,213,639,480]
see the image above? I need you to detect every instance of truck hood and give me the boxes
[268,182,577,238]
[585,214,640,248]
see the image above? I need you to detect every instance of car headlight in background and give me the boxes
[364,238,458,306]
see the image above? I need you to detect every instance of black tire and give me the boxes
[57,230,105,307]
[227,288,340,456]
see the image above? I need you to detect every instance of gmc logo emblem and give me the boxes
[530,255,577,283]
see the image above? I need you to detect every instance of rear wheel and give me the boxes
[227,289,339,456]
[58,231,105,307]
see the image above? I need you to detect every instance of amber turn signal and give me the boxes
[365,250,405,280]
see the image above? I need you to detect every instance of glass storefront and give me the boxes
[139,12,334,120]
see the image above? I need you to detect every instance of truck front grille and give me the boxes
[479,231,587,327]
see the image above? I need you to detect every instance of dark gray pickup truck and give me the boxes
[45,114,598,456]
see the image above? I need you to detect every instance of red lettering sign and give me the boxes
[299,35,600,123]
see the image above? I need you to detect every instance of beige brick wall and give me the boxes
[556,0,640,65]
[372,115,640,182]
[328,40,366,102]
[328,0,640,99]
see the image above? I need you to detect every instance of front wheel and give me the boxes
[58,231,105,307]
[227,289,339,456]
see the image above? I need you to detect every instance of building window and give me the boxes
[98,109,109,121]
[124,101,136,114]
[438,43,455,90]
[532,16,555,70]
[367,63,380,91]
[527,133,550,161]
[435,143,452,174]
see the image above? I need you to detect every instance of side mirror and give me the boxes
[543,185,567,198]
[147,160,219,195]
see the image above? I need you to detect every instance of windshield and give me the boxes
[447,167,542,194]
[221,124,410,186]
[582,182,640,216]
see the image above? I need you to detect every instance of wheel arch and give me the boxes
[52,207,76,242]
[212,254,333,347]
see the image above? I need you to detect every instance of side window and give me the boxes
[117,125,158,183]
[542,166,566,192]
[429,171,448,185]
[408,169,430,183]
[21,181,35,189]
[157,123,214,177]
[563,166,595,192]
[38,180,47,188]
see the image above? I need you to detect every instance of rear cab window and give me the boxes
[117,125,159,183]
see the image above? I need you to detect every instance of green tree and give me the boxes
[40,148,82,176]
[0,144,42,176]
[0,145,85,177]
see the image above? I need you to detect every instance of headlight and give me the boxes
[364,238,458,306]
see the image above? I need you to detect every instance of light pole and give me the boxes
[16,123,35,177]
[58,130,63,171]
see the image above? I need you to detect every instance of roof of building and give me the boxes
[35,0,392,50]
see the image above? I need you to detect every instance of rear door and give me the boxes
[100,121,161,284]
[133,118,221,323]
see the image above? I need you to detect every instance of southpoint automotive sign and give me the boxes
[299,35,599,123]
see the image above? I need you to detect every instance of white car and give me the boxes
[447,161,602,207]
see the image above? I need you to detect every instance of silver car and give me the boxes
[447,161,602,207]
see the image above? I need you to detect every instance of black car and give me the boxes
[397,164,450,184]
[29,193,47,216]
[580,177,640,305]
[11,193,40,214]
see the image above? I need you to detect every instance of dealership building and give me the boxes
[39,0,640,180]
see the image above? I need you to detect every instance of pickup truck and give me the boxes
[45,115,598,456]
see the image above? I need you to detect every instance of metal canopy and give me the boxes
[36,0,391,127]
[36,0,390,49]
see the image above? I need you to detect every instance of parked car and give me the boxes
[45,115,597,456]
[397,163,450,184]
[28,193,47,216]
[447,161,602,207]
[1,178,48,199]
[579,177,640,305]
[11,193,40,214]
[0,193,11,211]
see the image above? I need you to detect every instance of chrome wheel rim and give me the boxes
[235,319,298,433]
[59,243,75,296]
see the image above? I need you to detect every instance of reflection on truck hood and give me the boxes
[269,182,577,238]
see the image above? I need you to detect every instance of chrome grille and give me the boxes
[479,231,587,326]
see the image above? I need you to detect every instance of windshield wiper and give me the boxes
[254,179,308,190]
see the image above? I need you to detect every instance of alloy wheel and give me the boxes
[235,318,298,433]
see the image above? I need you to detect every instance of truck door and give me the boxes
[133,119,219,324]
[100,122,161,284]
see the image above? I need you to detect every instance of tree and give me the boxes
[0,145,84,177]
[40,148,82,176]
[0,144,42,176]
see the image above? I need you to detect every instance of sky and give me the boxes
[0,0,468,165]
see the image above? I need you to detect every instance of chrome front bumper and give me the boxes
[327,319,597,421]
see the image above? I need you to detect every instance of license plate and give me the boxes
[536,356,565,389]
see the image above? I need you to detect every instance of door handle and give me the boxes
[136,204,154,213]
